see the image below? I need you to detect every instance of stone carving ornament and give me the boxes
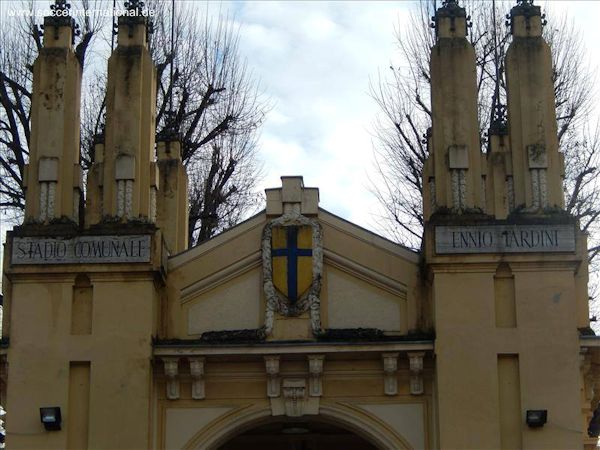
[262,211,323,336]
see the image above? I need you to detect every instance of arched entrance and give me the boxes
[183,403,413,449]
[218,417,378,450]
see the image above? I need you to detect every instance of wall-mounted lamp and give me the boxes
[526,409,547,428]
[39,407,61,431]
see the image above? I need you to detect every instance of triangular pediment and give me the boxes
[165,206,421,340]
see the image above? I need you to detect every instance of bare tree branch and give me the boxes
[1,1,269,248]
[370,0,599,320]
[370,0,598,251]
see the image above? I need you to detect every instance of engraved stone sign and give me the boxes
[11,235,151,265]
[435,224,575,254]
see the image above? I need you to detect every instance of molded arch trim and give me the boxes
[183,401,413,450]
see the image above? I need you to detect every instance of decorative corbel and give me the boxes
[408,352,425,395]
[189,357,205,400]
[382,353,399,396]
[264,355,281,398]
[308,355,325,397]
[162,357,180,400]
[282,378,307,417]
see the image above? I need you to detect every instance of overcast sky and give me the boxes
[230,0,411,231]
[1,0,598,234]
[228,0,407,229]
[221,0,600,329]
[213,0,600,235]
[1,0,600,239]
[1,1,599,325]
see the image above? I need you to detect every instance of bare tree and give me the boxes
[371,0,598,249]
[371,0,599,323]
[0,24,34,219]
[1,0,267,247]
[1,0,109,223]
[0,0,103,223]
[149,2,266,245]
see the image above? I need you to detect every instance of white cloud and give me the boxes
[226,0,600,237]
[243,23,290,54]
[301,13,338,40]
[229,1,409,230]
[2,0,597,240]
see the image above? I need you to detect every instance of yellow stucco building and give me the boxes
[2,0,599,449]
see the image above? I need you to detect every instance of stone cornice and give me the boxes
[153,340,434,357]
[427,259,581,274]
[581,336,600,348]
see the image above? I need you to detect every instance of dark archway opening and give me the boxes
[218,418,379,450]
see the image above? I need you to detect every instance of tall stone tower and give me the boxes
[423,0,596,448]
[23,1,82,225]
[2,1,187,448]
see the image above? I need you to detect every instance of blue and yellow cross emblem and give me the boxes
[271,226,313,302]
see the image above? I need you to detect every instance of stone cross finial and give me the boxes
[281,176,304,215]
[265,176,319,216]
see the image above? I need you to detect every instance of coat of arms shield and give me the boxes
[271,225,313,303]
[262,213,323,335]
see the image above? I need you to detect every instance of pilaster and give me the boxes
[84,137,105,227]
[486,131,512,220]
[156,139,189,253]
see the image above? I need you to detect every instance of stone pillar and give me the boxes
[486,122,512,220]
[24,4,82,224]
[156,139,189,253]
[428,0,483,213]
[84,137,105,227]
[101,5,158,222]
[505,0,564,210]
